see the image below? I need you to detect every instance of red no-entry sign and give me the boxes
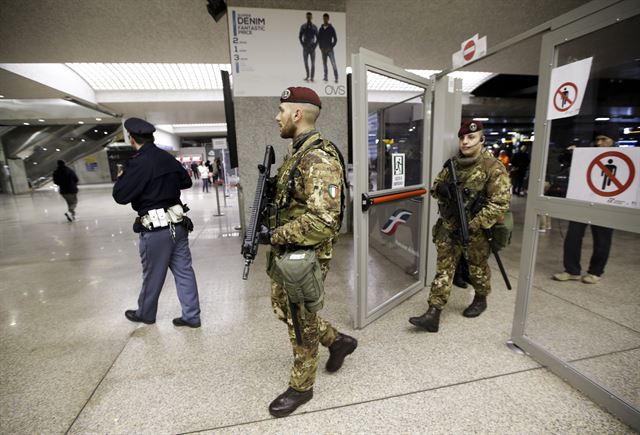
[463,40,476,61]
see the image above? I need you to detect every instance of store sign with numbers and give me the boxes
[227,7,347,97]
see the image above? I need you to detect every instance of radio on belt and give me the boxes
[147,208,169,228]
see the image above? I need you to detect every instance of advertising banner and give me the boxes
[227,7,346,97]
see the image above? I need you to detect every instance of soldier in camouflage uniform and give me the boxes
[409,121,511,332]
[263,87,358,418]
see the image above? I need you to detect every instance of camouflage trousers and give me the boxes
[271,259,338,392]
[428,230,492,309]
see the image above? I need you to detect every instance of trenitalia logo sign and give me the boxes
[380,209,412,236]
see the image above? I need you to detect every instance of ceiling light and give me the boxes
[490,132,499,135]
[42,147,47,151]
[81,139,86,142]
[38,119,45,122]
[78,121,84,124]
[595,117,610,121]
[33,162,38,165]
[473,117,489,121]
[95,117,102,121]
[104,131,108,134]
[94,129,98,132]
[23,122,30,125]
[56,148,61,152]
[0,95,4,98]
[70,138,75,141]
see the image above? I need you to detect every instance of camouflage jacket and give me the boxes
[270,130,344,259]
[431,149,511,232]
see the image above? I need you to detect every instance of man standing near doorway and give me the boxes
[113,118,201,328]
[52,159,79,222]
[318,13,338,83]
[299,12,318,82]
[409,121,511,332]
[263,87,357,417]
[553,128,618,284]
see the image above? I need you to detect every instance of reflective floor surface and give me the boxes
[0,183,636,434]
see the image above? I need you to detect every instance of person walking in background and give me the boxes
[198,161,210,193]
[190,161,199,181]
[510,145,530,196]
[318,13,338,83]
[52,159,79,222]
[299,12,318,82]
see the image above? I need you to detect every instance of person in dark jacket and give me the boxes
[318,13,338,83]
[299,12,318,82]
[113,117,201,328]
[52,160,79,221]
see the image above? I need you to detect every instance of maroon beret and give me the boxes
[458,120,484,138]
[280,87,322,109]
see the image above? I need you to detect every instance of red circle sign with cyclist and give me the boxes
[586,151,635,197]
[553,82,578,112]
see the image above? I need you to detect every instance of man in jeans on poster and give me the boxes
[318,13,338,83]
[299,11,318,82]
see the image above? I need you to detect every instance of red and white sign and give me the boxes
[547,57,592,120]
[452,34,487,68]
[566,147,640,208]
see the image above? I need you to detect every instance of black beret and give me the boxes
[124,117,156,135]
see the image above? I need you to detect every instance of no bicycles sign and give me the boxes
[566,148,640,208]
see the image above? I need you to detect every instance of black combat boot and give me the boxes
[268,387,313,417]
[452,272,468,288]
[409,306,441,332]
[462,294,487,318]
[326,333,358,372]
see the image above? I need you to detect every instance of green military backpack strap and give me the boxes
[267,248,325,316]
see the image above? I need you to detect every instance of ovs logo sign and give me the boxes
[324,84,346,96]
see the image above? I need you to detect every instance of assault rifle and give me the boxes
[446,159,470,247]
[241,145,276,280]
[447,159,512,290]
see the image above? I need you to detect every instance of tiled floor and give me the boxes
[0,184,637,434]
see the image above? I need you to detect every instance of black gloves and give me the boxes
[257,225,272,245]
[436,182,452,199]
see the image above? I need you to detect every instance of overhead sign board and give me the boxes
[227,7,346,97]
[452,34,487,68]
[546,57,593,120]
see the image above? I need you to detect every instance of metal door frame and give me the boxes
[511,1,640,429]
[352,48,433,329]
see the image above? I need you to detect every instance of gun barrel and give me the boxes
[242,261,251,280]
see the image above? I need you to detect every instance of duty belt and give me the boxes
[140,205,184,231]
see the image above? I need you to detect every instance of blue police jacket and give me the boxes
[299,22,318,48]
[113,142,192,215]
[318,24,337,50]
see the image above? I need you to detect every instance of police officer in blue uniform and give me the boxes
[113,118,201,328]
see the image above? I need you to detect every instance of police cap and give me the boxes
[280,87,322,109]
[458,120,484,138]
[124,117,156,135]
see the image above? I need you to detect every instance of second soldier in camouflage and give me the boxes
[410,120,511,332]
